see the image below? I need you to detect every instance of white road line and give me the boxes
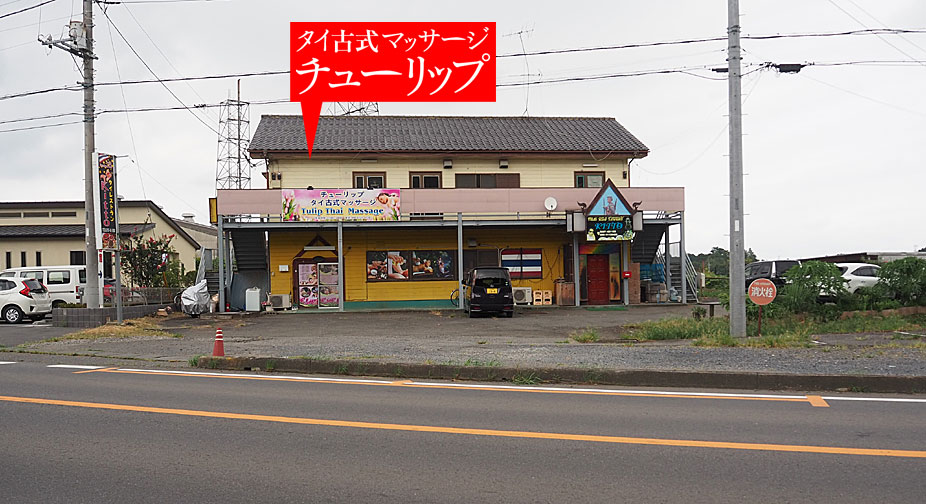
[46,365,105,370]
[0,361,17,365]
[83,368,926,405]
[116,368,395,384]
[405,381,810,399]
[822,396,926,403]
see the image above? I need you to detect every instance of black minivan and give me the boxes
[463,267,514,318]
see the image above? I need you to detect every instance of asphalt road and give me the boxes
[1,362,925,503]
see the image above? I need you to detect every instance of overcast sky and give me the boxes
[2,0,924,259]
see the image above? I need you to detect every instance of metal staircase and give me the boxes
[655,248,699,303]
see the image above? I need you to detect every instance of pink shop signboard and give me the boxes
[282,189,400,222]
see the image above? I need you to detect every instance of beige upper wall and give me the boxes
[0,202,200,272]
[265,155,631,190]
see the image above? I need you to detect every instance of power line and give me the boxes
[0,0,55,20]
[826,0,926,68]
[98,4,223,137]
[0,119,83,133]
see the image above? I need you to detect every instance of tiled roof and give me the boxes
[249,115,648,154]
[0,223,156,238]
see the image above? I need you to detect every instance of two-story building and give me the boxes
[0,200,202,278]
[215,114,689,311]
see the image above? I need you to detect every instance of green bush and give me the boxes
[874,257,926,306]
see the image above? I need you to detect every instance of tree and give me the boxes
[121,233,178,288]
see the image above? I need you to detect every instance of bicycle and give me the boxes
[449,288,460,307]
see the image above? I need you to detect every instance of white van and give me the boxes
[0,265,87,307]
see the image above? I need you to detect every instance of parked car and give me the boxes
[0,265,86,307]
[0,277,52,323]
[462,267,514,318]
[836,263,881,294]
[744,260,801,289]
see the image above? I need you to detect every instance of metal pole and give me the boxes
[337,220,344,312]
[217,217,225,313]
[663,225,671,294]
[572,232,580,307]
[680,211,688,305]
[456,212,463,311]
[728,0,747,337]
[82,0,101,309]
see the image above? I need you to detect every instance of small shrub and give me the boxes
[691,306,707,321]
[188,355,202,367]
[876,257,926,306]
[570,327,600,343]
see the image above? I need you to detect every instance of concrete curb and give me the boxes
[196,356,926,394]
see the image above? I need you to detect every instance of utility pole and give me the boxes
[41,0,100,307]
[727,0,746,337]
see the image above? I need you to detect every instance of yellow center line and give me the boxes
[101,369,818,406]
[1,394,922,458]
[72,367,119,374]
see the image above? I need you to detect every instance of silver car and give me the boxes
[0,277,52,323]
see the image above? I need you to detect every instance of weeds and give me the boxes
[188,355,203,367]
[48,316,179,342]
[265,359,276,372]
[570,326,600,343]
[512,371,541,385]
[462,358,500,367]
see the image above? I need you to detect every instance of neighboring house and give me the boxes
[0,200,200,278]
[173,213,218,257]
[214,114,688,310]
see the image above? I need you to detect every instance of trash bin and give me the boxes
[245,287,262,312]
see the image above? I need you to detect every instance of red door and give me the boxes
[587,255,610,305]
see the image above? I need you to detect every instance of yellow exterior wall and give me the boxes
[267,155,629,190]
[268,227,569,302]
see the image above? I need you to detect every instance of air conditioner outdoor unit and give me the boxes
[269,294,291,310]
[512,287,533,305]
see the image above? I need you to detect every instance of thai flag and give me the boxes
[502,248,543,279]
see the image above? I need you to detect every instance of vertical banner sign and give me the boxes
[94,153,118,251]
[290,22,496,156]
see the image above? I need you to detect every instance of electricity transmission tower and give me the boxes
[215,83,253,190]
[326,102,380,116]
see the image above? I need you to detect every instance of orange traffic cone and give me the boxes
[212,328,225,357]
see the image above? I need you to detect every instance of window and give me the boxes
[23,211,48,218]
[0,212,20,218]
[23,271,44,283]
[575,172,605,188]
[854,266,879,277]
[20,251,26,267]
[4,251,10,269]
[47,270,71,285]
[0,279,15,291]
[35,251,42,267]
[70,250,86,266]
[454,173,520,188]
[79,268,86,284]
[353,172,386,189]
[410,172,442,188]
[51,211,77,217]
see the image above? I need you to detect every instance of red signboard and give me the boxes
[290,22,496,156]
[748,278,777,306]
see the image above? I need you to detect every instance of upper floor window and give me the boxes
[575,172,604,188]
[354,172,386,189]
[410,172,442,189]
[455,173,520,188]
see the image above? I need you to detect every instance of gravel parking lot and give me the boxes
[9,305,926,377]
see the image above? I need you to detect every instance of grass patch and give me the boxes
[585,306,628,311]
[188,354,203,367]
[265,359,277,372]
[47,316,180,342]
[628,312,926,348]
[512,371,540,385]
[570,326,600,343]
